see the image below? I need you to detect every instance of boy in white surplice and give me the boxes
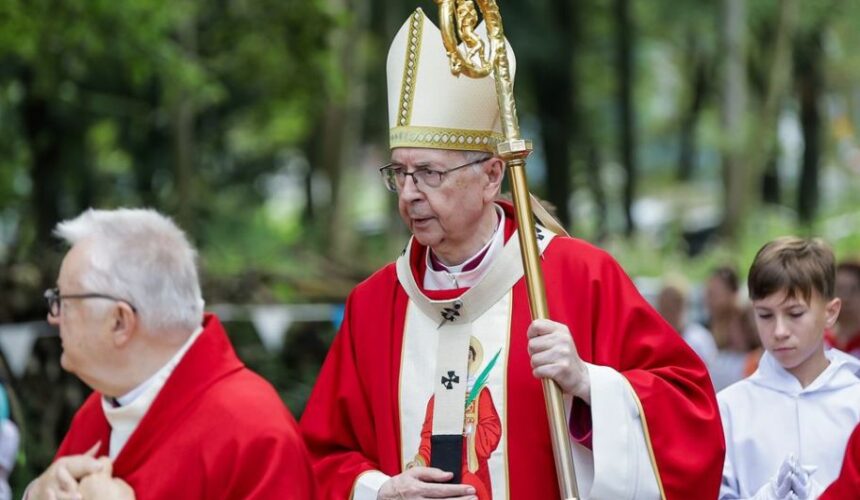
[719,237,860,499]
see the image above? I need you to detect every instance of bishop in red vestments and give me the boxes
[300,9,724,499]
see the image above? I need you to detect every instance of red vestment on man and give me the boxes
[301,202,724,499]
[54,314,315,500]
[820,422,860,499]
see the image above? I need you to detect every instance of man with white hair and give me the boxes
[301,8,723,500]
[26,208,315,499]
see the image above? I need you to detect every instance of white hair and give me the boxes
[460,149,496,164]
[54,208,204,333]
[458,150,504,196]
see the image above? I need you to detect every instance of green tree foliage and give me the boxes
[0,0,332,276]
[0,0,334,492]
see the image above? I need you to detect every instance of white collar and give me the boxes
[424,205,505,290]
[101,326,204,459]
[110,326,204,407]
[750,347,860,395]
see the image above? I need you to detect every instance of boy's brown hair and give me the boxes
[748,236,835,302]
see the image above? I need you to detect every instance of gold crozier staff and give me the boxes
[435,1,579,498]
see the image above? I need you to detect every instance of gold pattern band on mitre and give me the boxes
[396,10,423,128]
[390,126,503,153]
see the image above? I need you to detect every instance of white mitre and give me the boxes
[386,8,517,153]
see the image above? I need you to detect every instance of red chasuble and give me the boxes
[301,202,724,499]
[820,423,860,499]
[54,314,315,500]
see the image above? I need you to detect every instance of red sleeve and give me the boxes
[596,249,723,499]
[545,239,724,500]
[220,412,316,500]
[820,423,860,499]
[299,289,392,499]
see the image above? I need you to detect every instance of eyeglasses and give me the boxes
[44,287,137,318]
[379,156,492,193]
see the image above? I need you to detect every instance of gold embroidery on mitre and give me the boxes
[397,10,423,128]
[390,126,502,153]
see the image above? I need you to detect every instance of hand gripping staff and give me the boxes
[434,1,579,498]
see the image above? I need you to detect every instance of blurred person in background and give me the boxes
[737,304,764,378]
[831,260,860,358]
[706,266,755,390]
[656,278,718,373]
[25,208,314,500]
[705,266,744,349]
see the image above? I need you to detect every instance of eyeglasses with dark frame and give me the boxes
[44,287,138,318]
[378,156,493,193]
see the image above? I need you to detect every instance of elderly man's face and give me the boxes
[392,148,495,259]
[48,242,116,390]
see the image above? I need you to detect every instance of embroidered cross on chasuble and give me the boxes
[395,224,554,496]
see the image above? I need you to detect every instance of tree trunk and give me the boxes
[585,140,608,242]
[503,0,579,231]
[534,63,573,229]
[796,28,823,225]
[748,0,796,212]
[173,12,197,231]
[322,0,370,263]
[302,148,316,225]
[677,32,709,182]
[719,0,748,241]
[21,72,64,247]
[533,0,576,229]
[761,153,781,204]
[722,0,797,239]
[615,0,636,236]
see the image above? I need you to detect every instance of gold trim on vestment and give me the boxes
[501,291,513,500]
[621,377,668,500]
[397,11,423,128]
[397,302,412,471]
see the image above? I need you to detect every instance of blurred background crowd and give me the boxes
[1,0,860,497]
[654,261,860,391]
